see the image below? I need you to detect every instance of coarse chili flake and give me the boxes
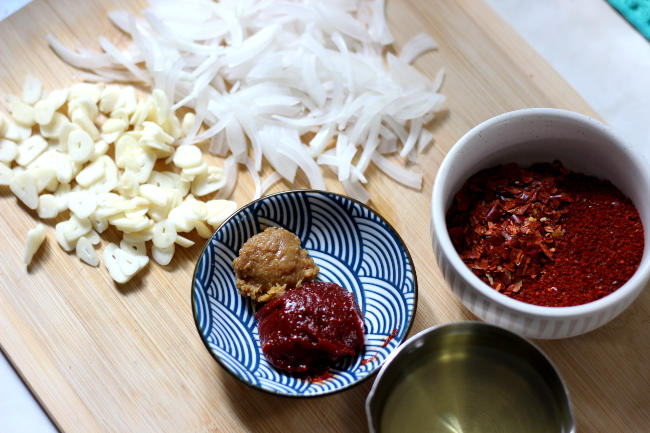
[446,161,644,307]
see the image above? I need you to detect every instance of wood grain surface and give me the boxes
[1,0,648,432]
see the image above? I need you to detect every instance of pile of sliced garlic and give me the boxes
[1,77,237,283]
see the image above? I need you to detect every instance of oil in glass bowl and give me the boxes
[374,324,573,433]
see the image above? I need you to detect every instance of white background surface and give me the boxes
[1,0,649,431]
[486,0,650,160]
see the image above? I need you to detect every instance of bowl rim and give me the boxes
[365,320,575,432]
[191,189,419,397]
[431,108,650,319]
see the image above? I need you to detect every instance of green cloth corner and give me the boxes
[607,0,650,41]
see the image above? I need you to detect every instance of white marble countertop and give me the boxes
[1,0,649,431]
[486,0,650,160]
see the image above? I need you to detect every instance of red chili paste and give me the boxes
[446,161,644,307]
[255,282,365,374]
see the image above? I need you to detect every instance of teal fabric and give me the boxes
[607,0,650,41]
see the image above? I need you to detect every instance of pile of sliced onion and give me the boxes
[49,0,445,202]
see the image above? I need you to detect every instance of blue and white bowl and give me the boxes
[192,190,417,397]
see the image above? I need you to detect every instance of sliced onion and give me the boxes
[277,145,325,191]
[244,157,262,200]
[216,155,237,199]
[47,34,115,70]
[98,37,151,85]
[371,153,422,190]
[399,33,438,65]
[342,178,370,203]
[261,172,282,196]
[48,0,446,203]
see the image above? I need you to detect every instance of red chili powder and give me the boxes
[446,161,644,307]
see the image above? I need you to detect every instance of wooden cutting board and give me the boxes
[1,0,648,431]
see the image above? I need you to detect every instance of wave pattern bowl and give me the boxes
[193,190,417,396]
[431,108,650,339]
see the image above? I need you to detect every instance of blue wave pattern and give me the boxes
[193,191,415,396]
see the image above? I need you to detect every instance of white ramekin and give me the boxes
[431,108,650,339]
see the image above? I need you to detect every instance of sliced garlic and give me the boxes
[68,96,99,121]
[28,167,57,193]
[129,97,153,128]
[172,144,202,168]
[70,109,100,140]
[125,147,156,183]
[116,170,140,198]
[114,134,137,168]
[149,171,190,197]
[76,156,106,187]
[87,155,118,193]
[34,88,68,125]
[4,122,32,142]
[163,114,181,139]
[10,171,38,209]
[181,160,208,181]
[101,117,128,144]
[22,75,43,105]
[109,215,152,233]
[4,83,238,279]
[99,85,121,113]
[16,135,47,166]
[67,129,93,163]
[152,244,174,266]
[40,112,70,139]
[0,163,12,186]
[76,236,99,267]
[206,199,237,227]
[120,237,147,256]
[181,112,196,135]
[168,206,194,232]
[10,98,35,127]
[124,207,148,219]
[94,193,124,219]
[67,190,97,219]
[88,213,107,233]
[116,246,149,276]
[152,89,170,124]
[124,196,149,210]
[27,149,52,171]
[54,152,77,184]
[103,243,129,283]
[110,107,130,123]
[103,243,148,283]
[175,234,195,248]
[69,83,103,105]
[191,166,226,196]
[61,215,92,244]
[115,86,138,115]
[142,121,174,144]
[141,137,174,157]
[122,228,153,243]
[194,220,213,238]
[152,219,176,249]
[92,139,109,160]
[86,230,101,245]
[37,194,61,219]
[54,182,71,211]
[55,221,75,252]
[24,223,46,266]
[138,183,168,207]
[0,139,17,163]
